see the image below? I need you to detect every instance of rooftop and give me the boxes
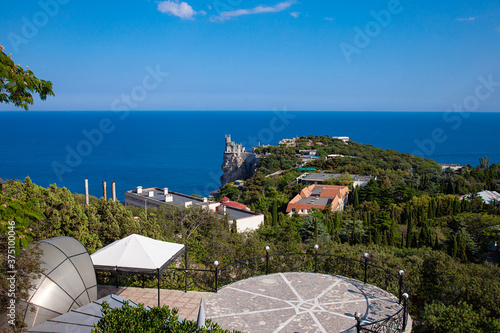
[220,197,249,211]
[459,190,500,204]
[287,185,349,214]
[298,173,374,183]
[126,187,207,207]
[126,187,261,222]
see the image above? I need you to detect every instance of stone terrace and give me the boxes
[97,285,207,321]
[99,272,411,332]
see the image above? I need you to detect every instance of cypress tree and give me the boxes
[278,212,286,224]
[374,229,381,245]
[354,186,359,208]
[451,234,458,258]
[458,232,468,263]
[406,217,413,248]
[231,219,238,233]
[331,223,337,243]
[429,199,435,219]
[314,217,318,243]
[335,212,341,230]
[272,201,278,226]
[412,232,419,248]
[389,220,397,246]
[382,230,388,246]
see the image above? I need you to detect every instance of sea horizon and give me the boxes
[1,111,499,201]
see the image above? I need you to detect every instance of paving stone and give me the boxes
[97,272,410,332]
[205,272,405,333]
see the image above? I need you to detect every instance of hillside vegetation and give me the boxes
[1,136,499,332]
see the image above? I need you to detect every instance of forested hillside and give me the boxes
[1,136,499,332]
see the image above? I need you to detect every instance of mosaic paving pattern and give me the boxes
[205,272,403,333]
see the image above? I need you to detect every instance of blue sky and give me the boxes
[1,0,499,111]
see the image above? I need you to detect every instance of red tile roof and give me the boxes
[219,197,249,210]
[286,184,349,215]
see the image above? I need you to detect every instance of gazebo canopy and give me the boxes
[91,234,185,275]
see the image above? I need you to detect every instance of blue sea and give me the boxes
[0,111,499,201]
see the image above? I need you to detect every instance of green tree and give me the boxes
[339,220,366,245]
[0,194,44,332]
[421,301,482,333]
[299,215,327,243]
[0,45,54,110]
[353,186,359,208]
[271,200,278,226]
[231,219,237,233]
[479,155,490,170]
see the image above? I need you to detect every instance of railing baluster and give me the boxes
[159,251,409,332]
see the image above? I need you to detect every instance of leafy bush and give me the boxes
[92,301,238,333]
[420,301,500,333]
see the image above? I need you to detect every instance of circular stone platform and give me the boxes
[205,272,403,333]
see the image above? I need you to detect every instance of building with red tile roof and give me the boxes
[286,185,349,216]
[219,197,250,211]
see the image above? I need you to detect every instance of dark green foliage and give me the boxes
[299,214,327,243]
[0,193,43,332]
[271,200,278,226]
[217,184,242,202]
[339,220,365,245]
[2,145,499,332]
[353,186,359,208]
[231,219,237,234]
[421,301,482,333]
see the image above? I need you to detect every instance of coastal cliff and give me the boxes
[221,135,258,186]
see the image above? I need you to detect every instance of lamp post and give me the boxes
[363,253,369,284]
[402,293,409,330]
[184,244,188,293]
[214,260,219,293]
[355,312,362,333]
[314,244,319,273]
[265,246,270,275]
[398,270,405,304]
[157,268,161,307]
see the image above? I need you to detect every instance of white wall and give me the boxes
[235,214,264,232]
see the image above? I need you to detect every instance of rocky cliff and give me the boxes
[220,135,258,186]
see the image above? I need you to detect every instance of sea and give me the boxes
[0,111,499,202]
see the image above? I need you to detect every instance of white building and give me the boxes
[459,190,500,204]
[125,187,264,232]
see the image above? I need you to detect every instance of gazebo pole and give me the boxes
[157,268,160,307]
[184,244,188,293]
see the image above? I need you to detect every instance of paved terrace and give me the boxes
[97,285,207,321]
[99,272,410,332]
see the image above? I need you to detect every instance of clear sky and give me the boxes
[1,0,499,111]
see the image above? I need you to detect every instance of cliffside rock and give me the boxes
[220,135,258,186]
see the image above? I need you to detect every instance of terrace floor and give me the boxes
[98,272,411,332]
[205,272,406,333]
[97,285,207,321]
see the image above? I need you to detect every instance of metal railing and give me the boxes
[98,246,410,332]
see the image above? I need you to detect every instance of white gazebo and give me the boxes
[90,234,186,306]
